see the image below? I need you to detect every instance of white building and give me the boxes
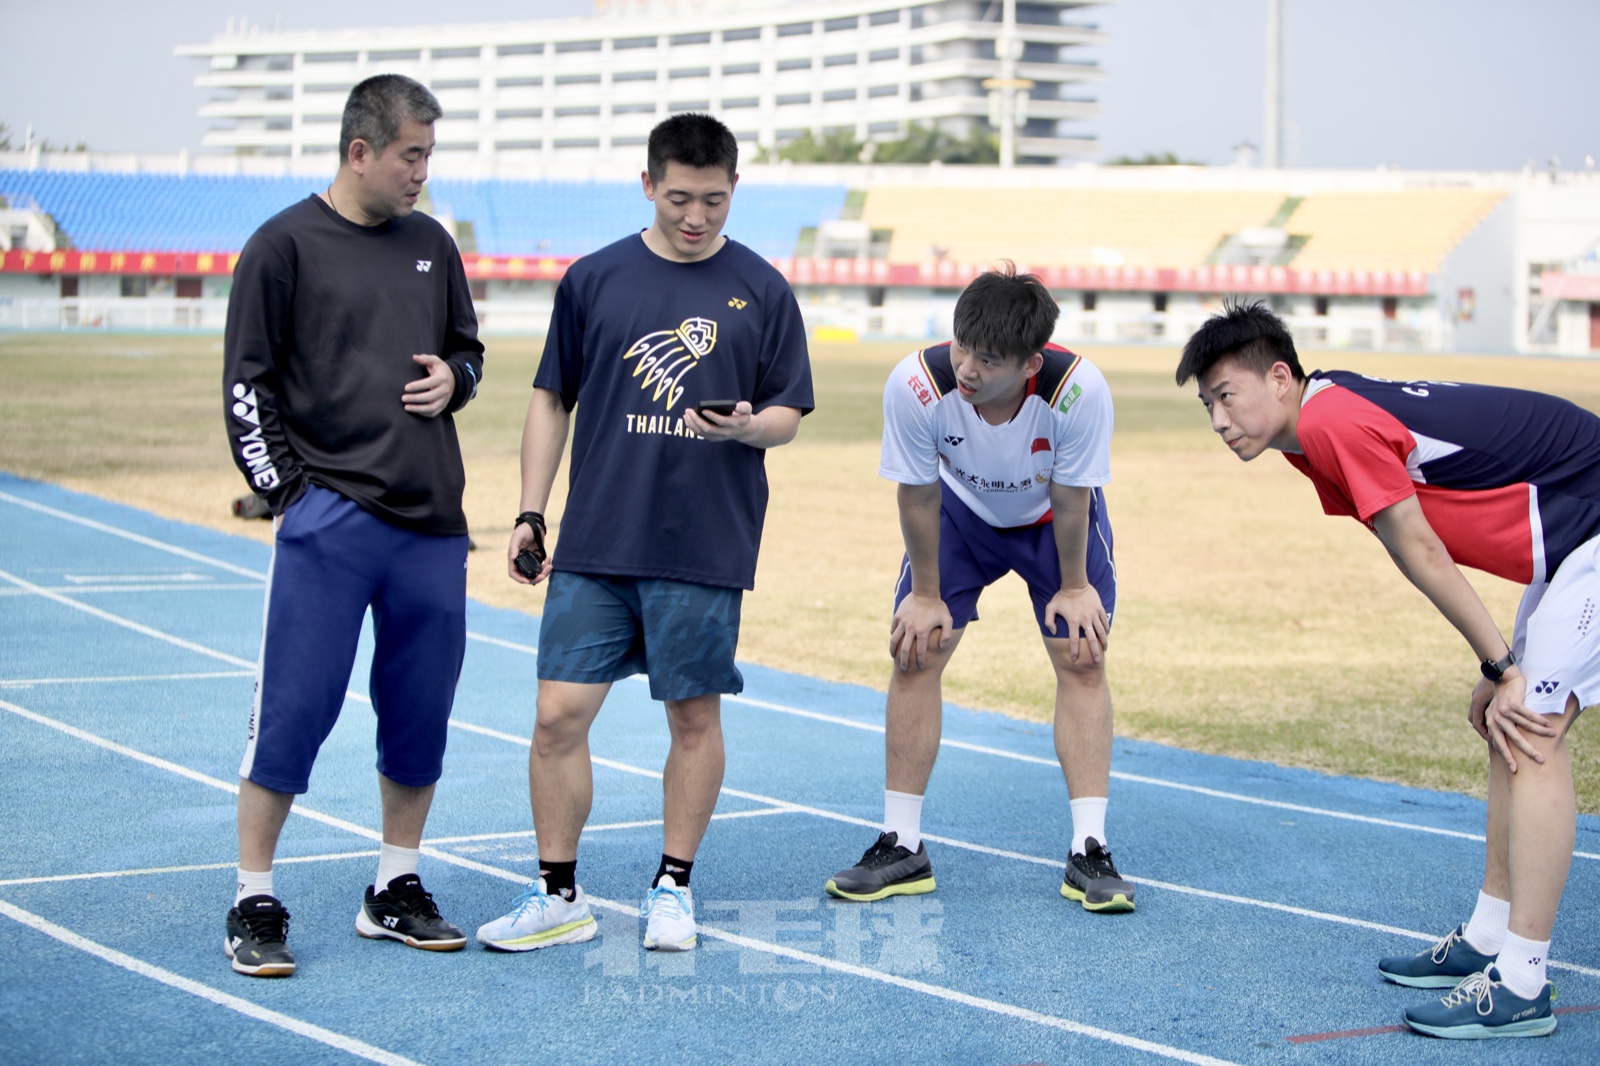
[175,0,1107,167]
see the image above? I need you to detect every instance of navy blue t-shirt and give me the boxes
[534,233,813,589]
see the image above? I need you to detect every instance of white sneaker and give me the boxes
[475,878,597,952]
[640,874,697,951]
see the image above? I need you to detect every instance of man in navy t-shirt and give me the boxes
[477,114,813,955]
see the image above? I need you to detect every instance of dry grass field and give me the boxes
[1,330,1595,811]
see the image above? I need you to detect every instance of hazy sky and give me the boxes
[2,0,1594,170]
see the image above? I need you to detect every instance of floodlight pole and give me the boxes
[984,0,1032,168]
[1264,0,1283,169]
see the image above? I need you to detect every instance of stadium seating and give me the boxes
[1285,189,1506,273]
[860,187,1287,269]
[0,169,847,260]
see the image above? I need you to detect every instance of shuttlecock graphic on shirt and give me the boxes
[622,317,718,411]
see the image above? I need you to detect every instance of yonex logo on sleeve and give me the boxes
[230,382,281,491]
[416,260,432,272]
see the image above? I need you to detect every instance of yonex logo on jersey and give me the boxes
[416,260,432,272]
[1533,680,1561,695]
[1057,382,1083,413]
[231,383,260,426]
[944,435,964,447]
[727,297,747,309]
[230,384,281,491]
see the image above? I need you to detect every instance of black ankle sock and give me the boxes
[653,853,693,888]
[539,859,577,900]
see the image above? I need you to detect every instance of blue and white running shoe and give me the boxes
[475,878,597,951]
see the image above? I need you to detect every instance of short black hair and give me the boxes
[646,113,738,183]
[951,262,1059,362]
[1175,299,1305,385]
[340,74,441,164]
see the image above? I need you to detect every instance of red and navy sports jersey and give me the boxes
[1287,370,1600,584]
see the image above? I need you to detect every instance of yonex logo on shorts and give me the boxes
[1533,680,1560,695]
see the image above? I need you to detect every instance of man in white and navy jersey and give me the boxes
[825,264,1136,912]
[220,74,482,977]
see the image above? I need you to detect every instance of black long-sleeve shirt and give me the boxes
[222,194,484,535]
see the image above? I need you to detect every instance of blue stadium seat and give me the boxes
[0,169,847,260]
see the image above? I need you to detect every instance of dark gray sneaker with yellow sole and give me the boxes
[226,894,295,977]
[825,832,936,901]
[1060,837,1136,912]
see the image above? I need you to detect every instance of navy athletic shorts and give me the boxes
[893,481,1117,638]
[239,484,468,794]
[536,571,744,701]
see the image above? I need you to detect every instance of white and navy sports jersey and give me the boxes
[880,341,1112,528]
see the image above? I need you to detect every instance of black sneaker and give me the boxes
[356,873,467,951]
[825,831,936,901]
[226,894,295,977]
[1060,837,1136,912]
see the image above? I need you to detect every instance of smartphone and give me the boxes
[695,399,740,417]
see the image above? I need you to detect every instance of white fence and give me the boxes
[0,296,1449,351]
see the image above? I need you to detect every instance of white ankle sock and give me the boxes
[883,790,924,853]
[1463,890,1510,954]
[235,867,273,906]
[1495,931,1550,999]
[375,843,419,892]
[1069,797,1108,856]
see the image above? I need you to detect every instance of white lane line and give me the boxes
[423,807,792,846]
[464,631,538,655]
[0,491,267,580]
[63,572,214,584]
[4,490,1578,859]
[0,583,266,596]
[0,568,254,669]
[0,851,379,888]
[0,696,1242,1065]
[0,899,423,1066]
[0,671,255,688]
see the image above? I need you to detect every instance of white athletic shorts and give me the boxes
[1512,531,1600,716]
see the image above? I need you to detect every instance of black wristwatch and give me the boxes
[1480,650,1516,682]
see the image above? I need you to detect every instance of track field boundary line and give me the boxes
[0,899,423,1066]
[0,695,1240,1066]
[9,488,1592,860]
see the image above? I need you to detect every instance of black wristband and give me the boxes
[514,511,546,533]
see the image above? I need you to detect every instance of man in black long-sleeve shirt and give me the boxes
[220,74,483,977]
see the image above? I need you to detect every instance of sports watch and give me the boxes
[1480,650,1516,682]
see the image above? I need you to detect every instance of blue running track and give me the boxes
[1,471,1596,1065]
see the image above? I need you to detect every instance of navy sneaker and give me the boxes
[1403,966,1556,1039]
[1379,924,1496,988]
[226,894,295,977]
[825,832,936,901]
[356,874,467,951]
[1060,838,1135,912]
